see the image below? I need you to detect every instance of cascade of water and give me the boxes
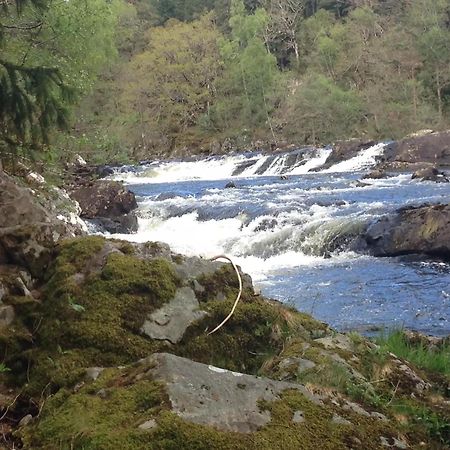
[322,143,387,173]
[110,143,387,185]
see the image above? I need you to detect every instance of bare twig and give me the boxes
[37,382,51,418]
[386,380,401,406]
[207,255,243,335]
[0,392,21,422]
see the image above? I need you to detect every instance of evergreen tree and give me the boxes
[0,0,72,158]
[1,0,120,161]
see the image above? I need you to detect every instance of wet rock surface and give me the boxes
[412,166,449,183]
[363,203,450,259]
[381,130,450,171]
[70,180,138,233]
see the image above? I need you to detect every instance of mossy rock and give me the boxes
[19,356,405,450]
[4,237,180,395]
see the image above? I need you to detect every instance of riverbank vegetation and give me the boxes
[2,0,450,164]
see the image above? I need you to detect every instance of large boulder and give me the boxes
[0,173,49,227]
[364,203,450,258]
[0,223,71,277]
[70,180,138,233]
[142,352,318,433]
[0,171,86,276]
[382,130,450,171]
[19,352,409,449]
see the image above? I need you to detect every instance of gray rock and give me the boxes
[174,257,254,297]
[412,166,449,183]
[371,412,388,421]
[18,414,33,428]
[174,257,224,282]
[192,279,205,294]
[0,171,84,239]
[343,400,371,417]
[85,367,105,381]
[70,180,137,219]
[138,419,157,431]
[292,411,305,423]
[141,287,207,344]
[380,436,409,449]
[382,130,450,171]
[142,353,320,433]
[0,305,14,329]
[315,334,354,352]
[0,222,73,277]
[279,357,316,374]
[0,282,6,302]
[14,277,32,297]
[90,213,138,234]
[363,169,387,180]
[331,414,351,426]
[96,389,108,399]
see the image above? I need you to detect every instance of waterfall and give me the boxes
[110,143,386,185]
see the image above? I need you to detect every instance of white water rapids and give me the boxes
[105,143,450,335]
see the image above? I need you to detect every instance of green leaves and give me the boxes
[1,0,121,159]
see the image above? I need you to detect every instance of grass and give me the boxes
[375,330,450,376]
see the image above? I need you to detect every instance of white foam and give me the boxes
[111,201,360,283]
[322,143,387,173]
[110,148,334,184]
[289,148,332,174]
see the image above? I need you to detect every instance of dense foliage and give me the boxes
[2,0,450,162]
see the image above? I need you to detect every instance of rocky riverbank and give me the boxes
[0,170,449,449]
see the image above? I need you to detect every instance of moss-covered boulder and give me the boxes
[19,353,407,450]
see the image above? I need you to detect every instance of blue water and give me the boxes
[113,168,450,337]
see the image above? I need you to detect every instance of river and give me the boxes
[108,144,450,336]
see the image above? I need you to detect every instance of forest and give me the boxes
[1,0,450,164]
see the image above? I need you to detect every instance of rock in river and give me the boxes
[364,203,450,259]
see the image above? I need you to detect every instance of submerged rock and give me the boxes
[362,169,387,180]
[411,166,449,183]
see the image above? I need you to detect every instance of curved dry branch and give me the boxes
[207,255,243,335]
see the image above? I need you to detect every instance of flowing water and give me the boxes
[109,144,450,336]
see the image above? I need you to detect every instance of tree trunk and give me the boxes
[436,69,443,123]
[411,68,417,123]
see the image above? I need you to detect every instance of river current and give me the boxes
[108,144,450,336]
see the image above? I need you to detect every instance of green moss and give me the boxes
[21,371,168,450]
[177,297,282,373]
[4,236,181,395]
[389,399,450,447]
[195,265,252,303]
[54,236,106,274]
[19,367,404,450]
